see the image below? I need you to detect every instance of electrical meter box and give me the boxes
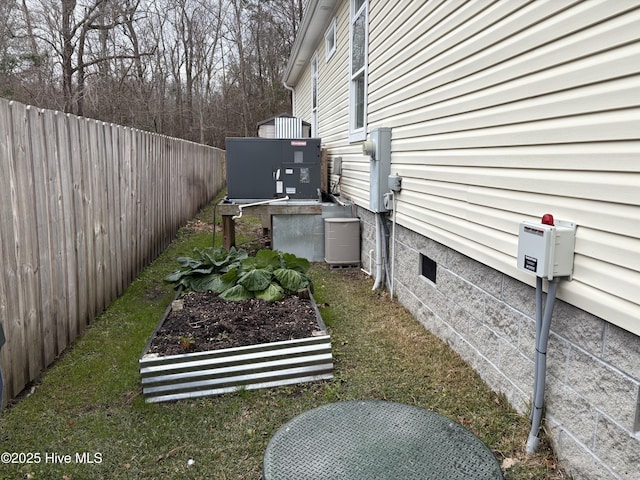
[226,138,321,201]
[517,219,576,280]
[364,127,392,213]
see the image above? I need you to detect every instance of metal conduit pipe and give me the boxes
[526,277,560,454]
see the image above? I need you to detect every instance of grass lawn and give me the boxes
[0,196,569,480]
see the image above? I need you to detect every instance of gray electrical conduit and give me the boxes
[526,276,560,454]
[372,213,385,290]
[390,192,398,299]
[373,206,397,294]
[531,276,544,423]
[382,213,392,292]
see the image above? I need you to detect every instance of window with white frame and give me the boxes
[349,0,368,142]
[311,53,318,137]
[325,18,337,62]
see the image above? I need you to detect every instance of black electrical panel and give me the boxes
[226,138,321,201]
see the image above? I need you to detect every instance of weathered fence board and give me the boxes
[0,99,225,404]
[54,110,75,354]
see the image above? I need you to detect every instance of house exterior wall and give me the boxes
[366,0,640,336]
[360,208,639,480]
[287,1,640,478]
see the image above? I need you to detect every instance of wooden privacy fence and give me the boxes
[0,99,225,404]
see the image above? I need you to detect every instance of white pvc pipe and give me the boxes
[361,249,374,276]
[232,196,290,220]
[329,193,346,207]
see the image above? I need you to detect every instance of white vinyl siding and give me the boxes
[318,3,350,145]
[291,0,640,335]
[367,0,640,335]
[293,65,313,126]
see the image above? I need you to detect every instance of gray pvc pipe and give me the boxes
[390,193,398,300]
[381,214,392,292]
[526,277,560,454]
[372,213,384,290]
[530,276,544,423]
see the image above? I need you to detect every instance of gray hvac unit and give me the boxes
[324,218,360,266]
[226,137,321,202]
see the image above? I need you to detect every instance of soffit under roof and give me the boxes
[283,0,339,86]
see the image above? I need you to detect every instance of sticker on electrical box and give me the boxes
[276,181,283,194]
[291,141,307,146]
[286,187,297,194]
[524,255,538,273]
[524,226,544,236]
[300,167,310,183]
[285,168,294,175]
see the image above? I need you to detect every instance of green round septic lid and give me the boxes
[264,400,503,480]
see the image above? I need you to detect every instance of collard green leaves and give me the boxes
[164,247,313,301]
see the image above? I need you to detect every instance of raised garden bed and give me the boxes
[139,290,333,403]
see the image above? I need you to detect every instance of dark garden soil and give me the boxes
[146,291,322,356]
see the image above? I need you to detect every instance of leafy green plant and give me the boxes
[164,247,313,301]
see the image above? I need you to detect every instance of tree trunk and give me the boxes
[61,0,76,113]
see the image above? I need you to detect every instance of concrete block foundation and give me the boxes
[357,208,640,480]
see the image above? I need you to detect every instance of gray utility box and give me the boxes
[324,218,360,266]
[226,137,321,201]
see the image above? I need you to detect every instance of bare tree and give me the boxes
[30,0,150,115]
[0,0,19,76]
[0,0,305,145]
[223,0,253,136]
[0,0,51,104]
